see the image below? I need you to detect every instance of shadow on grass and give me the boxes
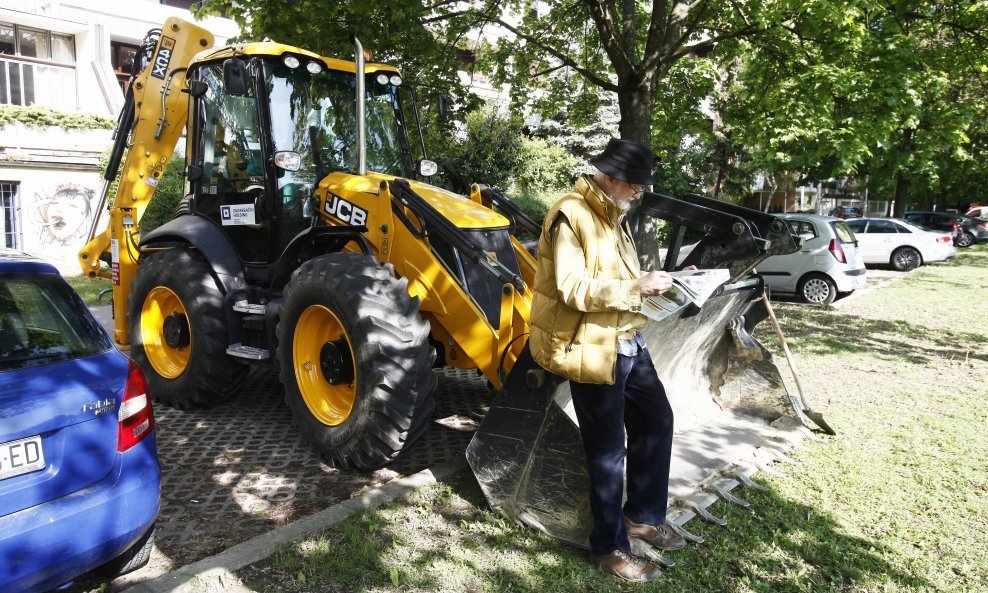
[237,469,930,593]
[766,305,988,365]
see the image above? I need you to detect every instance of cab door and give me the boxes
[190,62,272,263]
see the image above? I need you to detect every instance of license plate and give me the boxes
[0,435,46,481]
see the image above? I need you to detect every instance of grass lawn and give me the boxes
[65,274,113,306]
[237,246,988,592]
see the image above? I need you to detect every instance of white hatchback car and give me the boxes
[843,218,955,271]
[758,214,867,304]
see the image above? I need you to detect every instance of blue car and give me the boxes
[0,250,160,592]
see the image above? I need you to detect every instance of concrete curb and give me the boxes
[123,459,466,593]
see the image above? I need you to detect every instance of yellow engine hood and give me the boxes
[322,172,511,230]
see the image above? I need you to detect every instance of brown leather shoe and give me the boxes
[625,517,687,551]
[591,550,662,582]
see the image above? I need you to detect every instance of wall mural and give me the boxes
[28,183,96,249]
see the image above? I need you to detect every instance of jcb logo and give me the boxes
[324,194,368,227]
[150,37,176,79]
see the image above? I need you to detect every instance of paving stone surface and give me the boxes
[82,307,488,573]
[147,366,490,567]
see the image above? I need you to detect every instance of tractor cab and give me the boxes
[183,45,431,272]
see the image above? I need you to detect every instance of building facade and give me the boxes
[0,0,237,273]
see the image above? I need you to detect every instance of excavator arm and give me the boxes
[78,18,214,345]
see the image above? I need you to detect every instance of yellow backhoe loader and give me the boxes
[81,17,830,552]
[80,18,531,469]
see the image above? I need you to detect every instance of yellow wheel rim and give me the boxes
[293,305,357,426]
[140,286,191,379]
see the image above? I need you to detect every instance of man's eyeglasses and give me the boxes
[629,184,645,197]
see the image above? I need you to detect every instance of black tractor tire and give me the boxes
[95,525,154,578]
[956,232,975,248]
[797,273,837,305]
[891,246,922,272]
[129,249,248,408]
[277,252,438,470]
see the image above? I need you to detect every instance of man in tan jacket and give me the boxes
[529,138,686,583]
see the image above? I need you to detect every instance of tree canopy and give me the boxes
[197,0,988,207]
[725,1,988,213]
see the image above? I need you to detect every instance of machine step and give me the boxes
[233,300,267,314]
[226,343,270,360]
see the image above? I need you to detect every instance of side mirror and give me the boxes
[437,94,449,123]
[223,58,249,96]
[798,232,815,242]
[186,80,208,98]
[418,159,438,177]
[274,151,302,172]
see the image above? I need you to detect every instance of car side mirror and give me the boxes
[223,59,249,96]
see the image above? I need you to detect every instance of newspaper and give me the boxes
[640,268,731,323]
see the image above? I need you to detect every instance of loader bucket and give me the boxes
[466,193,813,549]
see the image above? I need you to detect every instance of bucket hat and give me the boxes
[590,138,656,185]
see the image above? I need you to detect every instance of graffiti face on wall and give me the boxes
[29,183,96,248]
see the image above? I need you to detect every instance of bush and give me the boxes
[513,137,581,195]
[0,104,115,130]
[439,107,524,193]
[509,188,562,225]
[138,152,186,235]
[99,150,186,235]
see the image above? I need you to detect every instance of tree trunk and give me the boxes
[620,84,668,270]
[892,128,914,217]
[616,82,654,146]
[892,172,910,217]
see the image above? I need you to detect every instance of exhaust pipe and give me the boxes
[349,34,367,176]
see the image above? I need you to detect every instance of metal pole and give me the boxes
[350,35,367,176]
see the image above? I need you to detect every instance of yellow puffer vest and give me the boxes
[529,175,644,384]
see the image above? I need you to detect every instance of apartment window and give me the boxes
[0,23,76,110]
[156,0,196,8]
[111,40,139,93]
[1,182,19,249]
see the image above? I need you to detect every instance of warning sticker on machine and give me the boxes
[220,204,256,226]
[111,239,120,286]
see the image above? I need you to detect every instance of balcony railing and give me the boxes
[0,55,76,111]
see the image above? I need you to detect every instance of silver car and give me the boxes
[758,214,867,304]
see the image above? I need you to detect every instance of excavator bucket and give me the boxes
[466,192,817,549]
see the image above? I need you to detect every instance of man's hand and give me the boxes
[639,270,673,296]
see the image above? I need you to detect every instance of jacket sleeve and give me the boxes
[551,215,642,312]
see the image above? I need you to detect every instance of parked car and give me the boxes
[758,214,867,305]
[946,214,988,248]
[0,250,160,593]
[828,206,863,219]
[965,205,985,219]
[843,218,955,271]
[903,211,962,244]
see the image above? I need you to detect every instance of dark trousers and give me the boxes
[569,347,674,556]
